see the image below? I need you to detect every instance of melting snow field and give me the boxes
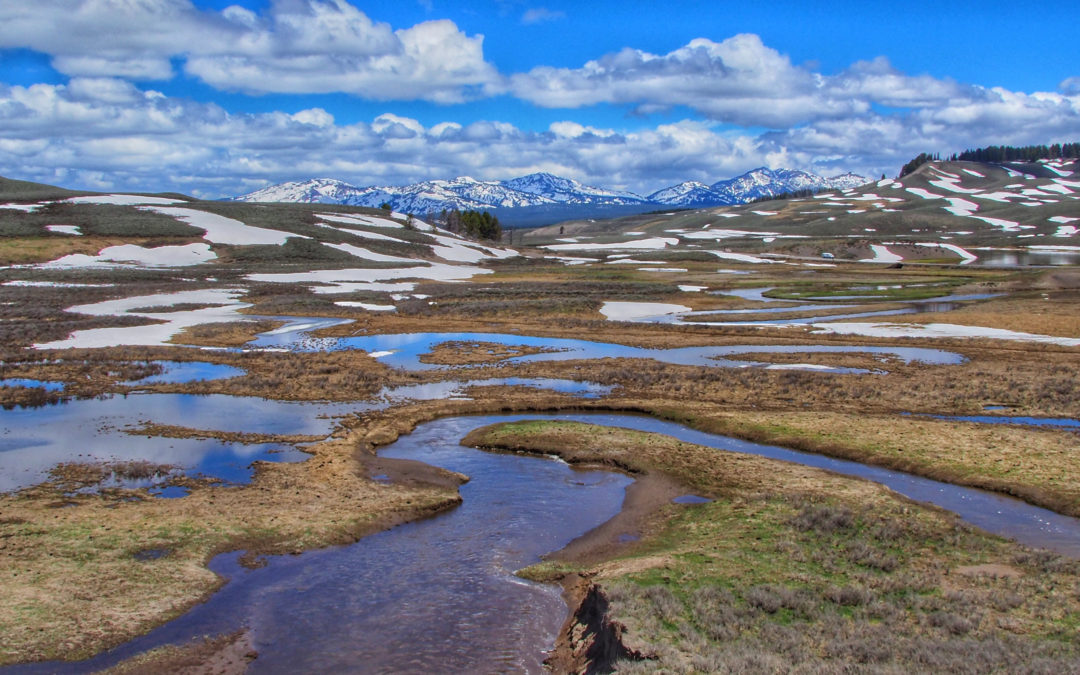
[542,237,677,251]
[65,195,186,206]
[916,243,977,264]
[324,243,414,263]
[811,322,1080,347]
[860,245,903,263]
[335,301,396,311]
[426,233,517,263]
[44,225,82,235]
[35,289,252,349]
[247,263,492,292]
[600,302,692,321]
[42,243,217,268]
[144,207,297,246]
[706,250,781,264]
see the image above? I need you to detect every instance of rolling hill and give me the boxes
[524,158,1080,266]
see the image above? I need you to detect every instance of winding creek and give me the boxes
[250,326,964,374]
[7,410,1080,673]
[3,310,1079,670]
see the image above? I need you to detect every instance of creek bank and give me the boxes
[464,419,1080,673]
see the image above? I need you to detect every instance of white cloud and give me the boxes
[509,34,1075,133]
[521,8,566,25]
[2,78,1078,200]
[0,0,500,102]
[511,34,860,126]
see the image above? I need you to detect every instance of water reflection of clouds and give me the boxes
[257,330,963,373]
[1,378,613,493]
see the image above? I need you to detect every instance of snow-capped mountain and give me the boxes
[235,173,647,213]
[236,178,373,205]
[645,181,722,207]
[709,168,871,204]
[826,172,873,190]
[648,168,872,206]
[235,168,869,212]
[502,172,645,204]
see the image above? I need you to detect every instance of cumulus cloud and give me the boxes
[510,34,859,126]
[0,0,500,102]
[0,79,765,196]
[3,79,1078,199]
[509,35,1055,129]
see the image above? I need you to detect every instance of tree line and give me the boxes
[949,143,1080,163]
[899,152,939,177]
[749,187,823,203]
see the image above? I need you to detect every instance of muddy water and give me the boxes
[9,411,1080,673]
[12,414,633,674]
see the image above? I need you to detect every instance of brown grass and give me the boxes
[0,434,460,664]
[169,319,284,347]
[899,292,1080,338]
[466,421,1080,673]
[0,237,185,264]
[418,340,561,366]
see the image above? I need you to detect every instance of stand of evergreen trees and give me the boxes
[434,208,502,241]
[899,152,939,177]
[949,142,1079,163]
[749,187,823,204]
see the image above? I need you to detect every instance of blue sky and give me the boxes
[0,0,1077,197]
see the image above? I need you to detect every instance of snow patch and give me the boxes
[970,216,1033,232]
[45,225,82,235]
[35,288,251,349]
[65,195,185,206]
[542,237,677,251]
[41,243,216,268]
[943,198,978,216]
[0,203,42,212]
[915,242,977,264]
[323,243,415,263]
[247,263,491,292]
[705,251,782,264]
[601,301,691,321]
[906,188,944,200]
[860,245,903,263]
[145,207,297,246]
[811,322,1080,347]
[334,301,396,311]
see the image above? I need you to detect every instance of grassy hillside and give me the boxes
[525,159,1080,264]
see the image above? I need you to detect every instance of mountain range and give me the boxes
[234,168,870,213]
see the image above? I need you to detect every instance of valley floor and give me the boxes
[1,246,1079,671]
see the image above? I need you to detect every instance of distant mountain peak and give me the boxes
[235,168,870,212]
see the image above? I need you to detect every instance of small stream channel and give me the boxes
[10,412,1080,673]
[249,327,964,374]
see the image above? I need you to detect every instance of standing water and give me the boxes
[7,415,632,674]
